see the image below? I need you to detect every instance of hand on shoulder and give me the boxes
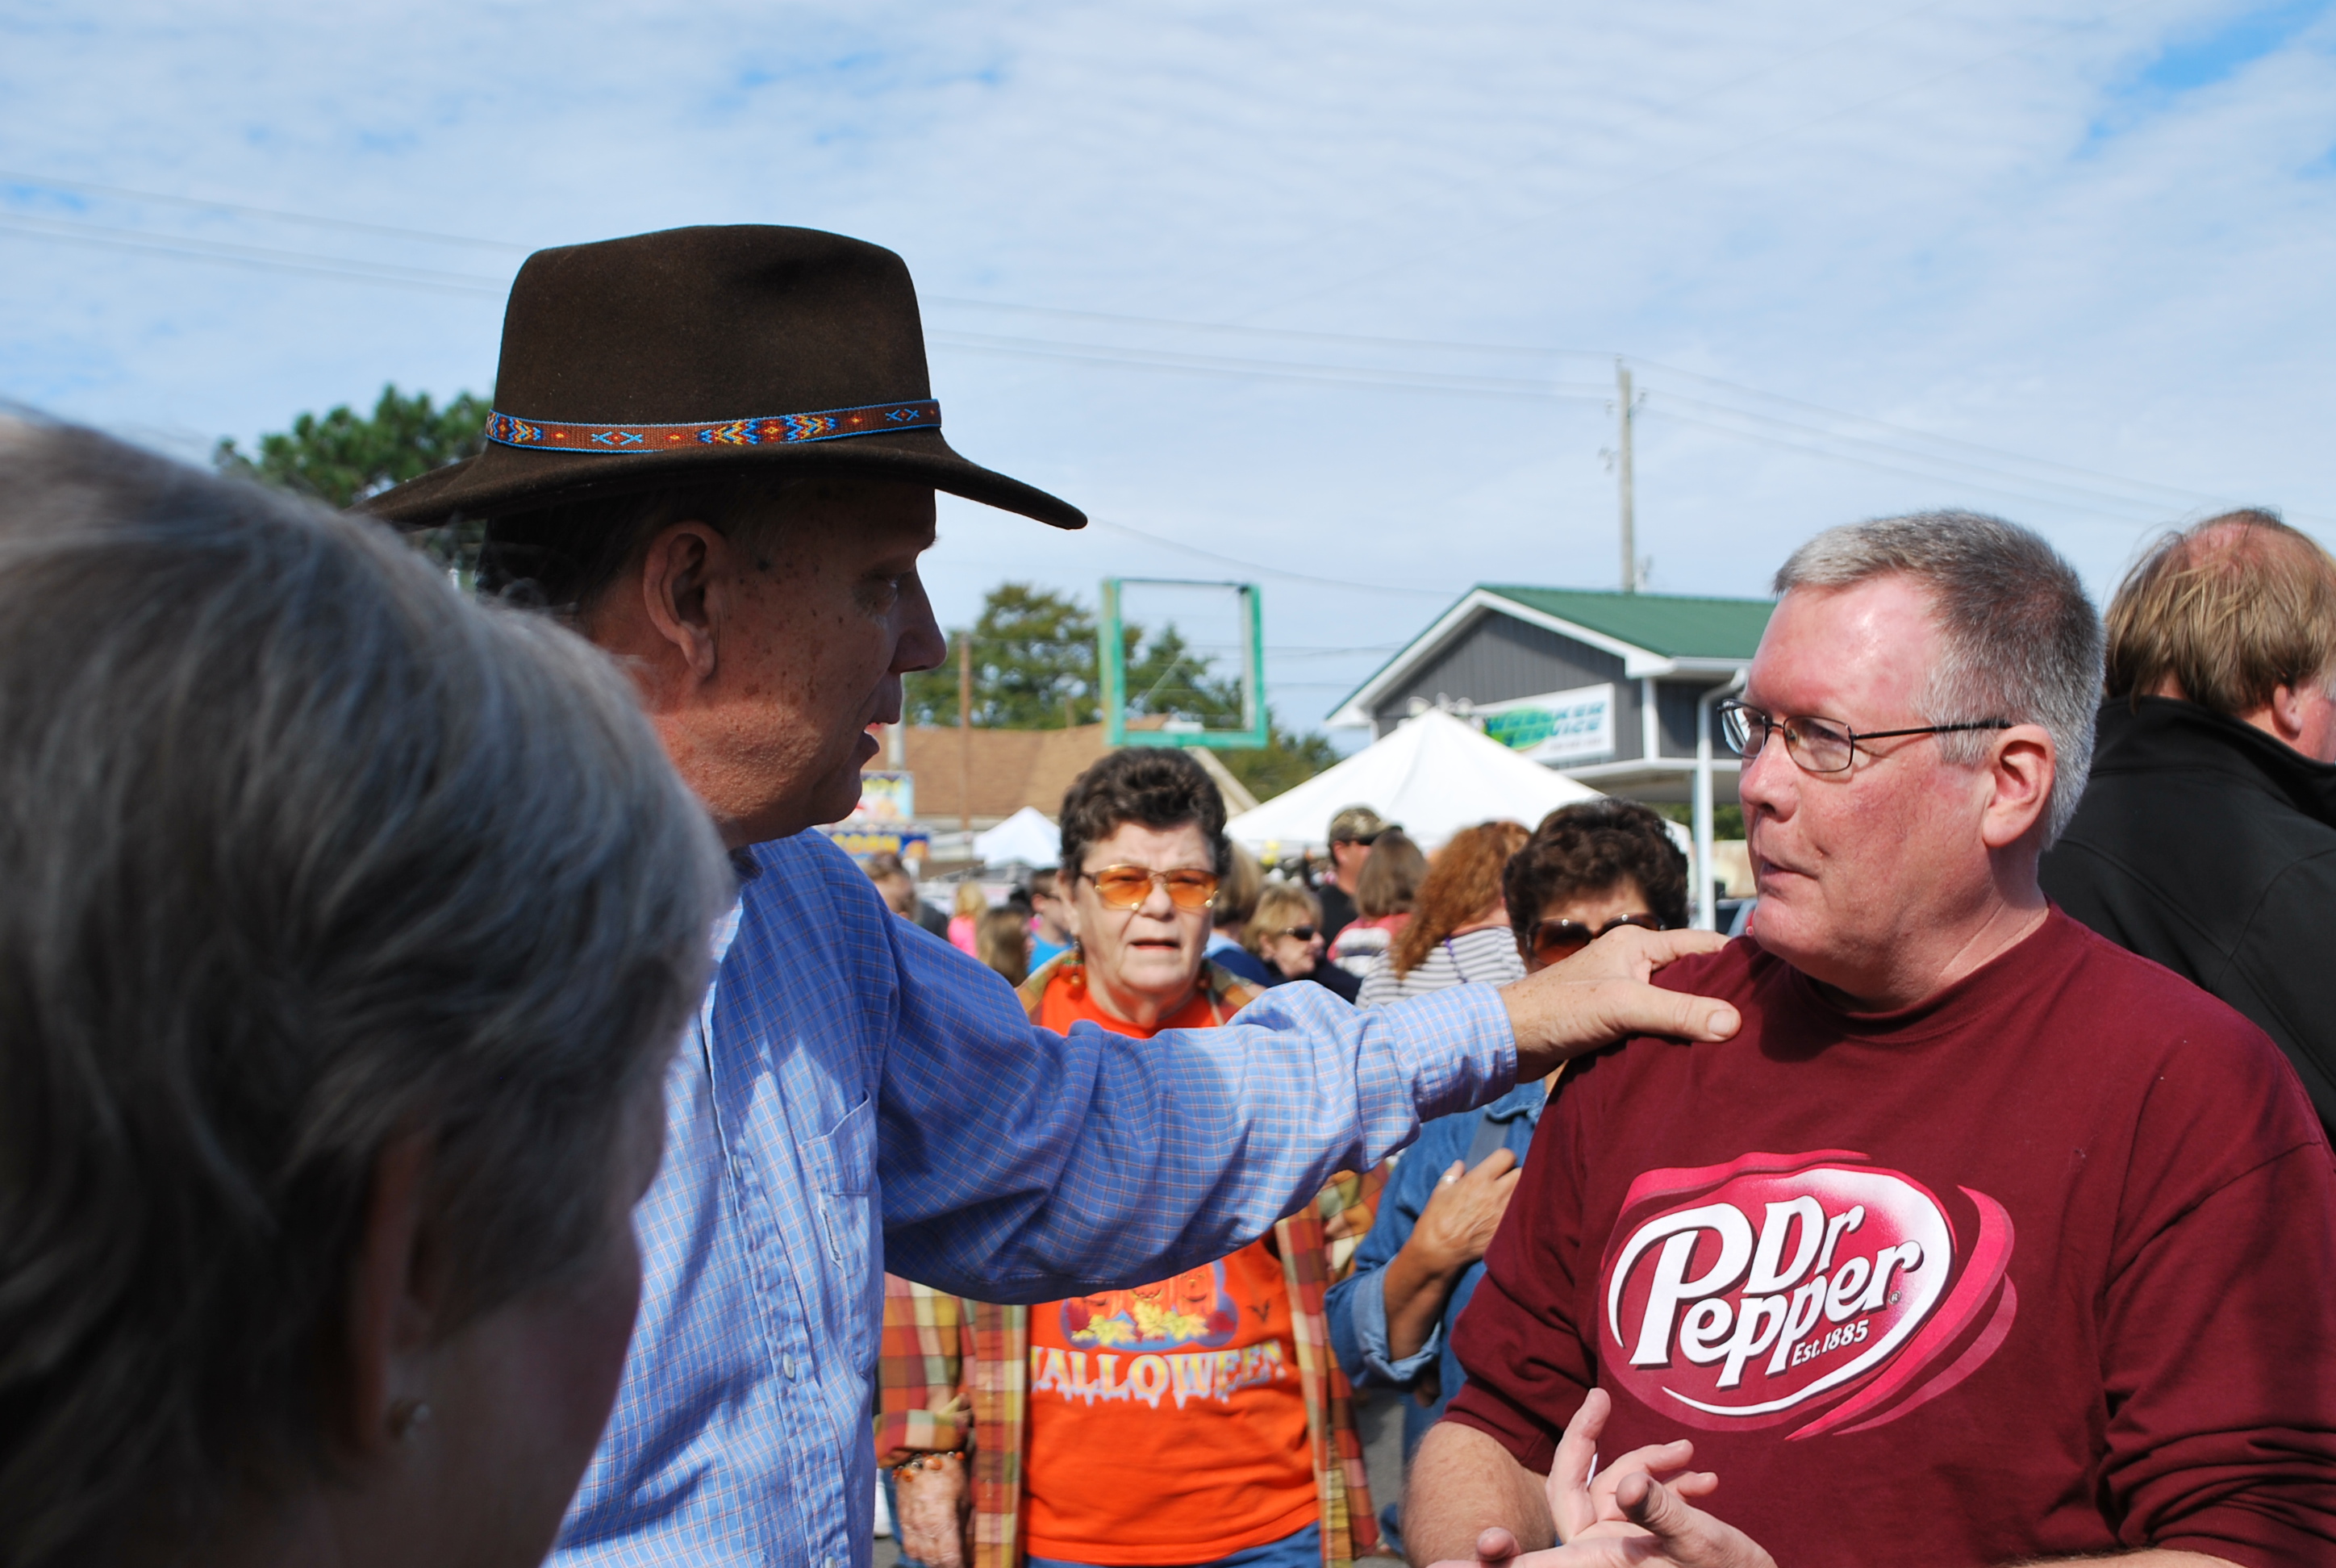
[1502,928,1742,1082]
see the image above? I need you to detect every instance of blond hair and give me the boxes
[1244,880,1322,957]
[2105,510,2336,716]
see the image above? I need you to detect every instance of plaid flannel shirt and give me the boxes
[878,960,1386,1568]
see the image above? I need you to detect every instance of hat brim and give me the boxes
[362,426,1084,530]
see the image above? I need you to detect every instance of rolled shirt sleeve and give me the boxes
[1329,1116,1464,1389]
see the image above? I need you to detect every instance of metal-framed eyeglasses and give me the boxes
[1716,699,2012,776]
[1078,865,1221,911]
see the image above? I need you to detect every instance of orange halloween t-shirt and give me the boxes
[1022,971,1317,1565]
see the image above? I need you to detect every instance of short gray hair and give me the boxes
[1775,510,2104,842]
[0,421,728,1564]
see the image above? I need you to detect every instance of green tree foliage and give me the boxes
[903,581,1339,801]
[215,385,487,508]
[1220,725,1341,802]
[903,583,1102,728]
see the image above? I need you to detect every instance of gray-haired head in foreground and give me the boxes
[0,420,728,1565]
[1775,511,2104,842]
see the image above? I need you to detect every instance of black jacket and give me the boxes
[2042,696,2336,1132]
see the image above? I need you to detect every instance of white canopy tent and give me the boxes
[973,805,1061,869]
[1225,709,1606,855]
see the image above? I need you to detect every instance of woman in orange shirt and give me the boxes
[881,749,1379,1568]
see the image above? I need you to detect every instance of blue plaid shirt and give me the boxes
[553,831,1518,1568]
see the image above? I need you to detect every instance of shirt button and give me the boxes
[782,1353,799,1379]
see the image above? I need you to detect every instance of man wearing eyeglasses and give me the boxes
[1404,511,2336,1568]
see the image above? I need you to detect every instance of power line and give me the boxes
[0,212,511,296]
[0,167,532,252]
[928,329,1610,402]
[1646,390,2214,522]
[1634,358,2234,511]
[931,295,1601,363]
[1645,404,2198,526]
[1088,518,1460,598]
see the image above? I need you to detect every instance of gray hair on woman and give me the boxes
[1775,510,2103,841]
[0,422,728,1566]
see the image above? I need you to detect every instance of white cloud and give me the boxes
[3,0,2333,723]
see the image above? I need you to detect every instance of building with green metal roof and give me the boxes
[1327,585,1774,803]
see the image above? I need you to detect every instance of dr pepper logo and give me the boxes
[1600,1150,2017,1439]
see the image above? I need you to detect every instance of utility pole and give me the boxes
[957,632,973,834]
[1616,358,1637,594]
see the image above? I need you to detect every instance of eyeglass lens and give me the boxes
[1088,866,1220,911]
[1721,703,1855,774]
[1531,913,1662,959]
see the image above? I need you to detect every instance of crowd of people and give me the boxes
[2,217,2332,1568]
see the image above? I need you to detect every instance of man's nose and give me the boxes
[894,578,947,674]
[1738,735,1793,816]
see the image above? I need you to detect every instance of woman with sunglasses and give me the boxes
[1324,799,1687,1550]
[879,749,1387,1568]
[1245,880,1364,1003]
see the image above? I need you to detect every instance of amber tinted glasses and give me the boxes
[1528,912,1664,964]
[1082,865,1221,911]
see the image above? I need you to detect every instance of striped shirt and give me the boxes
[1355,924,1527,1008]
[551,830,1519,1568]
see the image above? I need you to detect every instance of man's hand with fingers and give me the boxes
[1546,1389,1717,1545]
[1427,1391,1774,1568]
[1502,928,1740,1082]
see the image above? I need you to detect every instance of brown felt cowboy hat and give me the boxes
[365,224,1084,529]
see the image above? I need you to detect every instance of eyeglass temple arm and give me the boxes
[1850,719,2015,740]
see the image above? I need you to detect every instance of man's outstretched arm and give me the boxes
[878,905,1734,1303]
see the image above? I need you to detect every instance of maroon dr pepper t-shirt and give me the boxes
[1444,911,2336,1568]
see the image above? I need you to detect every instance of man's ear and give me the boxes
[2267,682,2311,745]
[336,1131,443,1459]
[636,523,729,687]
[1980,724,2055,849]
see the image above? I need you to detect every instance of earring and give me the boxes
[388,1399,432,1443]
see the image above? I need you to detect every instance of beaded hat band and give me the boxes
[483,398,941,454]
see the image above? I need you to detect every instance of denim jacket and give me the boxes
[1323,1077,1547,1457]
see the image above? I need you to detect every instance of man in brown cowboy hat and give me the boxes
[368,224,1737,1568]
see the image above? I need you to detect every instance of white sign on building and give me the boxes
[1475,683,1616,765]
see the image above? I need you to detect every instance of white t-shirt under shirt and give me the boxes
[1355,924,1524,1007]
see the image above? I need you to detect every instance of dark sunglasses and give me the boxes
[1082,865,1221,911]
[1272,924,1320,942]
[1529,912,1664,963]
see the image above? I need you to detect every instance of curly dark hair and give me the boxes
[1059,748,1228,878]
[1504,799,1689,942]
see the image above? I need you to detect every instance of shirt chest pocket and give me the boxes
[811,1095,881,1366]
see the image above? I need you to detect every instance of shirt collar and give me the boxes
[1480,1076,1550,1123]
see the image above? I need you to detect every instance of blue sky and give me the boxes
[5,0,2334,732]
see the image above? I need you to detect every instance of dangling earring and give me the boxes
[1066,940,1085,995]
[389,1399,432,1444]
